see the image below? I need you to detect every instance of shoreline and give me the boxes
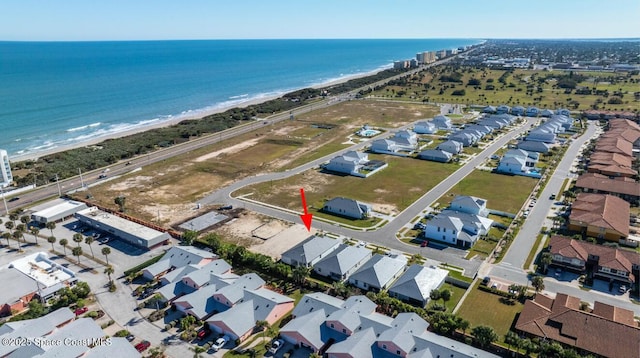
[12,66,388,163]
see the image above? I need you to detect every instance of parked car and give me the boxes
[135,340,150,352]
[482,276,491,286]
[420,240,428,247]
[549,194,556,200]
[197,329,208,339]
[98,174,107,179]
[619,285,627,293]
[126,334,135,342]
[212,335,230,352]
[74,307,88,316]
[8,197,19,202]
[268,339,285,354]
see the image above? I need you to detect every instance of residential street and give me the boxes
[201,117,538,275]
[487,122,640,315]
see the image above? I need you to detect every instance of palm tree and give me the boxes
[101,247,111,265]
[47,236,56,251]
[46,222,56,237]
[12,230,24,249]
[4,220,14,235]
[2,232,12,249]
[189,346,206,358]
[29,226,40,245]
[291,265,311,287]
[72,246,83,265]
[85,236,95,258]
[531,275,545,293]
[16,224,27,245]
[104,265,114,284]
[72,233,83,247]
[59,238,68,255]
[539,252,553,274]
[19,215,30,227]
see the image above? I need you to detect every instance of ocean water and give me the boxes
[0,39,480,158]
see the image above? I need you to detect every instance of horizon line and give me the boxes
[0,37,639,43]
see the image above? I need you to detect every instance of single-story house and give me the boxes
[483,105,496,113]
[313,244,372,281]
[281,235,341,268]
[511,106,525,116]
[431,115,452,130]
[322,197,372,219]
[143,246,217,281]
[416,149,453,163]
[388,265,448,307]
[526,106,540,117]
[348,254,407,292]
[517,140,552,153]
[540,109,555,117]
[496,105,511,114]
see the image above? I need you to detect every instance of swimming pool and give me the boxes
[358,129,381,137]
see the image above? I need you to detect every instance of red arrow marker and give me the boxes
[299,188,313,231]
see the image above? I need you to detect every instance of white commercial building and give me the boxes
[75,207,171,249]
[0,149,12,187]
[31,198,88,224]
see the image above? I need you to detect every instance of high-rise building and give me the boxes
[416,51,436,64]
[0,149,13,187]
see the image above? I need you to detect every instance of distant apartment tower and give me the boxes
[0,149,12,187]
[437,50,447,59]
[416,51,437,64]
[393,60,411,69]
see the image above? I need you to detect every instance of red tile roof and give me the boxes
[576,173,640,197]
[549,235,640,280]
[589,152,633,168]
[515,293,640,358]
[595,137,633,156]
[569,193,630,237]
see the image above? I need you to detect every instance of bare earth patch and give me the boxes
[248,224,319,260]
[194,138,260,162]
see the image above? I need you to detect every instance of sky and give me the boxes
[1,0,638,41]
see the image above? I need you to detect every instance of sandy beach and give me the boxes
[12,67,387,163]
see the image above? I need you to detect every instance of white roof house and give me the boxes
[281,235,341,268]
[348,254,407,291]
[325,151,369,176]
[388,265,448,307]
[413,121,436,134]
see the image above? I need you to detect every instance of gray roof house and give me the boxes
[540,108,555,117]
[281,235,341,268]
[173,284,221,320]
[348,254,407,292]
[417,149,453,163]
[207,288,294,342]
[483,105,496,113]
[388,265,449,307]
[449,132,478,147]
[436,140,463,154]
[291,292,344,319]
[556,108,571,116]
[322,197,372,219]
[413,121,436,134]
[450,195,489,217]
[326,327,376,358]
[212,273,265,308]
[496,104,511,114]
[325,151,369,176]
[511,106,525,116]
[432,115,452,130]
[517,140,552,153]
[526,106,540,117]
[313,244,372,281]
[282,293,498,358]
[143,246,217,280]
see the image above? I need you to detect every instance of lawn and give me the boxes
[437,170,539,214]
[427,283,467,312]
[371,68,640,112]
[465,238,498,259]
[456,284,524,341]
[235,154,459,213]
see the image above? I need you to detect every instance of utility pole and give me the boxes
[78,168,85,188]
[55,173,62,197]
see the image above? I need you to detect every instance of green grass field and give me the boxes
[456,284,524,341]
[427,283,467,312]
[371,68,640,112]
[437,170,539,213]
[236,154,459,212]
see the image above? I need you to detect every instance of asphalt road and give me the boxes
[201,116,539,274]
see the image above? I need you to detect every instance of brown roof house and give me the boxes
[548,235,640,290]
[594,137,633,156]
[576,173,640,205]
[515,292,640,358]
[568,193,630,243]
